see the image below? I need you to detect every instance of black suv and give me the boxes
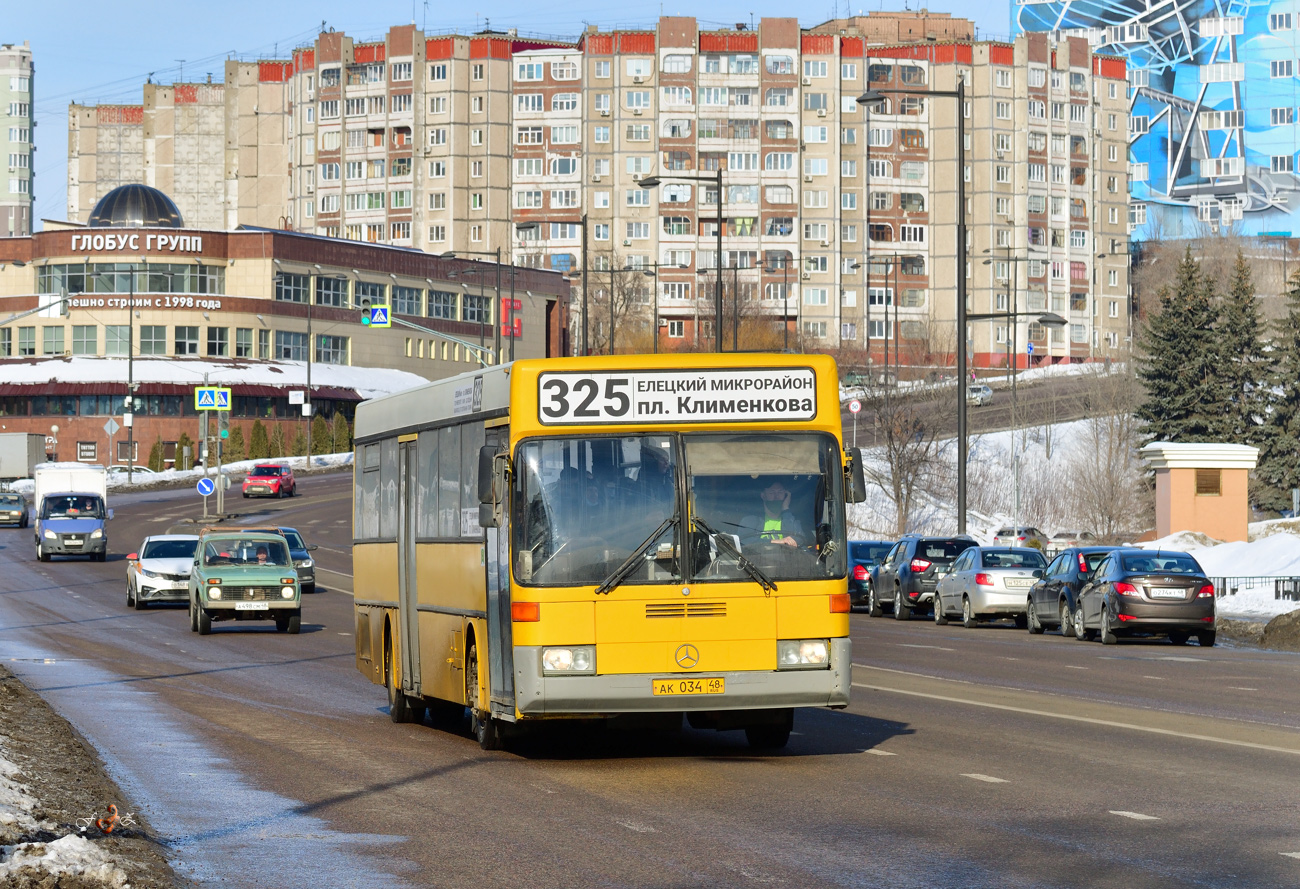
[870,535,978,620]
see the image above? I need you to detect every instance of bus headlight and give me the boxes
[541,646,595,675]
[281,586,295,599]
[777,639,829,669]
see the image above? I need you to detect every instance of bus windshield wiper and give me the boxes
[693,517,778,594]
[594,515,678,596]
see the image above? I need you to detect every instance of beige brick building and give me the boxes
[67,15,1131,365]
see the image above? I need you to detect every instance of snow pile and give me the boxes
[1136,531,1300,620]
[0,355,428,401]
[0,751,39,842]
[0,835,128,887]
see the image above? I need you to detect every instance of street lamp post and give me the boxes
[639,170,724,353]
[859,79,967,531]
[606,264,657,353]
[765,255,796,351]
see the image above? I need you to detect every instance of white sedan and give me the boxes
[127,534,199,609]
[934,546,1049,628]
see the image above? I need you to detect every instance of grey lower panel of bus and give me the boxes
[513,638,851,716]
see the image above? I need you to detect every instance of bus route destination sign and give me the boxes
[537,367,817,425]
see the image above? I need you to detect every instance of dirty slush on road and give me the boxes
[0,663,180,888]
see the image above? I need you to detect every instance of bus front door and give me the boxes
[397,439,420,698]
[484,426,515,718]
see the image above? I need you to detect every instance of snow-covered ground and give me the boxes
[839,359,1110,403]
[0,740,127,886]
[1137,529,1300,620]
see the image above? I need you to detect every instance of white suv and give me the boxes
[966,384,993,406]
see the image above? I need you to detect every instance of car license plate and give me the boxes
[235,602,269,611]
[1150,588,1184,599]
[1005,578,1033,588]
[651,677,724,696]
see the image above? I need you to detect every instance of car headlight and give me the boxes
[281,586,295,599]
[541,646,595,675]
[777,639,830,670]
[43,529,56,539]
[296,559,313,569]
[208,587,223,600]
[90,528,103,539]
[138,567,160,579]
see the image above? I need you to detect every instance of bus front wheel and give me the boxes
[387,644,417,724]
[745,709,793,750]
[467,643,504,751]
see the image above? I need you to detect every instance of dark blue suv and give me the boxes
[848,540,893,608]
[870,535,978,619]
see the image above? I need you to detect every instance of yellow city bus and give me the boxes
[351,353,865,750]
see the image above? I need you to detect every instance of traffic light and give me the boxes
[358,296,373,325]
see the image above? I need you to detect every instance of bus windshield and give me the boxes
[515,435,680,586]
[685,432,846,583]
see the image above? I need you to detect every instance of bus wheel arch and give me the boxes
[385,618,417,724]
[465,631,504,751]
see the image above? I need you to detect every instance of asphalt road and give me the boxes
[2,472,1299,888]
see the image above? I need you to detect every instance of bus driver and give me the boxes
[740,479,807,548]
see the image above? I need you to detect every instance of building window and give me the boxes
[174,326,199,356]
[275,273,310,303]
[104,325,128,356]
[316,335,348,365]
[138,326,165,356]
[1195,468,1221,496]
[1273,60,1294,78]
[234,328,253,358]
[276,331,308,361]
[72,325,96,356]
[316,276,348,307]
[207,327,229,357]
[667,320,684,338]
[41,326,64,355]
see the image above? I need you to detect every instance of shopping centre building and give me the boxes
[0,184,570,465]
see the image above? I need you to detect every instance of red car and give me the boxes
[242,464,296,498]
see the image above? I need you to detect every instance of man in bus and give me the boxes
[633,441,674,508]
[739,479,807,548]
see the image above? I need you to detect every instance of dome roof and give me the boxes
[87,184,184,228]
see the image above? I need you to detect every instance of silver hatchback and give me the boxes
[935,546,1048,628]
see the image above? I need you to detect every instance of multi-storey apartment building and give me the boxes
[1,41,34,236]
[66,15,1130,365]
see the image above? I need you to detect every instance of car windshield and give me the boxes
[280,530,306,549]
[514,434,681,586]
[684,432,846,583]
[41,495,104,519]
[980,548,1047,569]
[917,540,975,563]
[850,543,891,563]
[203,538,291,567]
[0,494,23,506]
[1081,551,1110,574]
[250,466,281,477]
[142,539,199,560]
[1121,553,1203,575]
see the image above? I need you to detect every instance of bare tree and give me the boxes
[1066,364,1150,540]
[858,383,947,534]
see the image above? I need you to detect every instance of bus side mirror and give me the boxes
[846,448,867,503]
[477,446,496,505]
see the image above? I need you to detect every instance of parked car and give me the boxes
[848,540,893,611]
[1073,549,1216,646]
[275,526,318,594]
[992,526,1045,547]
[188,527,301,634]
[0,491,27,527]
[126,534,199,609]
[966,384,993,406]
[242,463,296,498]
[107,465,156,477]
[1050,530,1097,549]
[1025,546,1117,636]
[934,546,1048,628]
[872,535,978,620]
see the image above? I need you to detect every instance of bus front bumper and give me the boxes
[515,638,851,716]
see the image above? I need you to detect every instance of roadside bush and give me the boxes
[311,415,330,454]
[248,421,269,460]
[223,425,246,463]
[146,437,164,472]
[291,428,308,457]
[330,412,351,453]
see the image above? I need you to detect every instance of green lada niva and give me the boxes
[189,528,301,635]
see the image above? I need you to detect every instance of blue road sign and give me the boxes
[196,477,215,496]
[368,305,391,328]
[1026,342,1034,355]
[194,387,231,410]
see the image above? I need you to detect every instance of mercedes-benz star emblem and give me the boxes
[675,643,700,669]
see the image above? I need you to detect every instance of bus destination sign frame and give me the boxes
[537,367,818,425]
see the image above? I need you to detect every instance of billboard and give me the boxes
[1014,0,1299,238]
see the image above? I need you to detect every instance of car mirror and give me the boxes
[845,447,867,503]
[127,552,138,560]
[1032,568,1044,578]
[307,544,318,551]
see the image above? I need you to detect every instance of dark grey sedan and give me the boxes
[1025,546,1117,636]
[1073,549,1216,646]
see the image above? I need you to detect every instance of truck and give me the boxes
[0,433,46,483]
[33,463,112,562]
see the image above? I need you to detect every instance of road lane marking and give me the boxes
[317,567,353,579]
[850,665,1300,757]
[1110,811,1159,821]
[865,749,896,756]
[617,820,657,833]
[962,774,1007,783]
[1281,853,1300,859]
[897,644,955,652]
[1065,665,1088,670]
[1142,676,1166,681]
[1228,687,1257,691]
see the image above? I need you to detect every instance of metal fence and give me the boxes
[1210,577,1300,601]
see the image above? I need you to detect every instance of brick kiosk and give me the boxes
[1140,442,1260,543]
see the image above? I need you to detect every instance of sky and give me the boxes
[8,0,1013,229]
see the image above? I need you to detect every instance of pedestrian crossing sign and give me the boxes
[368,305,391,328]
[194,386,231,411]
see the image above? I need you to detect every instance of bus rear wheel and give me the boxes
[467,643,504,751]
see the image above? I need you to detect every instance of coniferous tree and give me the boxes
[248,420,269,460]
[175,432,194,470]
[330,411,351,454]
[146,437,164,472]
[224,425,247,464]
[291,428,308,457]
[311,414,330,454]
[1219,251,1272,444]
[268,423,287,458]
[1135,248,1229,442]
[1254,274,1300,512]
